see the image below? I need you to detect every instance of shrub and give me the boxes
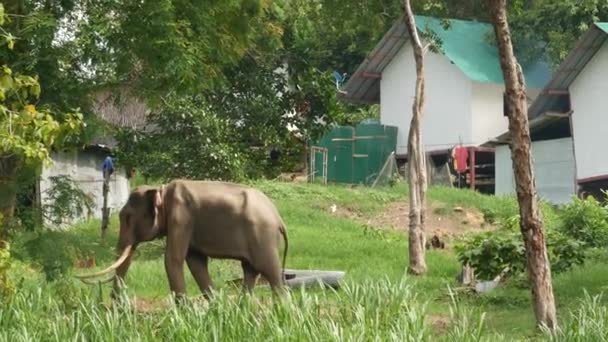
[546,230,586,274]
[42,175,94,226]
[559,196,608,247]
[24,232,78,281]
[455,214,587,280]
[454,229,525,280]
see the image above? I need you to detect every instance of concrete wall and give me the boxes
[569,41,608,181]
[40,149,130,226]
[495,137,576,204]
[380,43,473,154]
[470,81,509,146]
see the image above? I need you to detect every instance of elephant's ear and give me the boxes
[144,188,163,217]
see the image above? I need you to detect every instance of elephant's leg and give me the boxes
[241,260,260,294]
[186,251,213,300]
[257,253,285,297]
[165,227,190,303]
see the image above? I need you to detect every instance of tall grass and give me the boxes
[0,278,493,341]
[543,292,608,341]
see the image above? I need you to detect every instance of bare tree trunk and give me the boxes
[488,0,557,330]
[402,0,427,275]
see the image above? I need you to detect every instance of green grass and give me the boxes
[3,180,608,341]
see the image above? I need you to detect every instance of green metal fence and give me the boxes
[309,121,398,185]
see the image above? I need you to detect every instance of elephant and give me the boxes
[76,180,289,301]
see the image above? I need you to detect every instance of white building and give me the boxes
[339,15,551,155]
[339,15,551,192]
[39,142,131,226]
[487,22,608,204]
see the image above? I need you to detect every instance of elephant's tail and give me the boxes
[279,224,288,285]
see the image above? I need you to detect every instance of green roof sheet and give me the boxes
[597,22,608,34]
[414,16,552,89]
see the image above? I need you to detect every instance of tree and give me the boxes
[487,0,557,330]
[0,4,83,234]
[511,0,608,67]
[401,0,428,275]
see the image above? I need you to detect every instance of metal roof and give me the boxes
[339,15,552,104]
[528,23,608,119]
[338,17,409,104]
[481,112,571,147]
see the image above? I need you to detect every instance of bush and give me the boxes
[42,175,94,226]
[24,232,78,281]
[559,196,608,247]
[454,229,525,280]
[455,214,587,280]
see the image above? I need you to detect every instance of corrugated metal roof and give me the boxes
[528,23,608,119]
[339,15,552,104]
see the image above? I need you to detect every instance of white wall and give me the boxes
[495,137,576,204]
[40,150,130,227]
[569,42,608,181]
[380,43,473,154]
[471,81,508,146]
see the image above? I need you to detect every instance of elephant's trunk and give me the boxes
[75,245,133,281]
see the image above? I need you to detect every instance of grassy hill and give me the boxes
[3,180,608,340]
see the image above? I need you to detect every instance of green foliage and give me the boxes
[510,0,608,67]
[546,230,586,275]
[0,63,83,166]
[455,214,587,280]
[115,96,247,182]
[455,229,526,280]
[0,239,15,300]
[24,231,78,281]
[41,175,94,226]
[558,196,608,247]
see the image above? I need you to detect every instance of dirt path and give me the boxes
[330,200,493,245]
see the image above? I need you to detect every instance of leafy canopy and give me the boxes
[0,4,82,169]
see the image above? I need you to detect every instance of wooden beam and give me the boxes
[542,89,569,95]
[545,110,573,118]
[469,147,476,191]
[361,71,382,79]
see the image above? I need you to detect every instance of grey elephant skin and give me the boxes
[106,180,289,301]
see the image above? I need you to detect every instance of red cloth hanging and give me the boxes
[454,147,469,173]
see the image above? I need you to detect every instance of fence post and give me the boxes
[101,156,114,240]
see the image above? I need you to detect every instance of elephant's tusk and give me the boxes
[79,274,116,285]
[75,245,132,279]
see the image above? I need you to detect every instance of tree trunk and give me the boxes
[0,155,20,237]
[402,0,427,275]
[488,0,557,330]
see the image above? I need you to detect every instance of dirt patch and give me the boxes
[428,314,451,334]
[330,201,493,242]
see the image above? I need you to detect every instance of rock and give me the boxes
[453,206,464,212]
[475,279,500,293]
